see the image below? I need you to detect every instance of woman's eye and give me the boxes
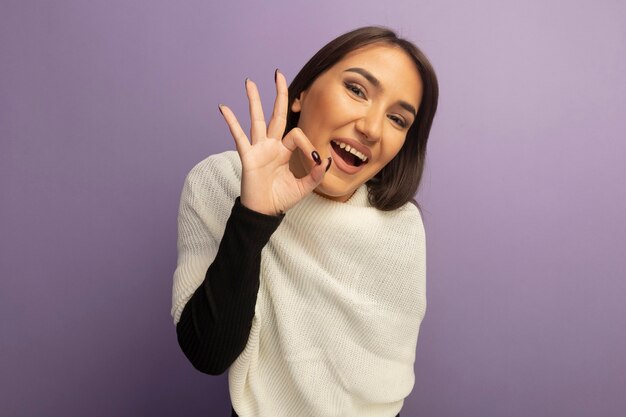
[388,115,407,128]
[344,82,366,98]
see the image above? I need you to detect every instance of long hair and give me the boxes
[286,26,439,211]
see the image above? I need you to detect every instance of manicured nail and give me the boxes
[218,104,224,115]
[245,77,249,87]
[311,150,321,165]
[274,68,279,82]
[325,157,332,172]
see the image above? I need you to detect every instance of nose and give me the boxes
[355,108,383,143]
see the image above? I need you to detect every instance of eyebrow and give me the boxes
[344,67,418,117]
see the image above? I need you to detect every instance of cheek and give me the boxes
[380,136,407,164]
[301,88,356,127]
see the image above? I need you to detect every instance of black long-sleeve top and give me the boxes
[176,197,284,375]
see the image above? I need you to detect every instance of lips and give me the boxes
[331,141,365,167]
[329,139,372,175]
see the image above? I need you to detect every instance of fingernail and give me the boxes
[311,150,321,165]
[325,157,332,172]
[218,104,224,115]
[274,68,279,82]
[245,77,249,87]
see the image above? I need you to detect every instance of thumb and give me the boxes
[297,157,332,195]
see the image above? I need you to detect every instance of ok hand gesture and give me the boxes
[218,70,331,216]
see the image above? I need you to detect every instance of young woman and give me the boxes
[172,26,439,417]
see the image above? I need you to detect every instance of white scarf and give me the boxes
[172,151,426,417]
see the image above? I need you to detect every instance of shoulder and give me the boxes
[186,150,241,183]
[384,198,426,242]
[179,151,241,213]
[183,151,241,193]
[392,198,424,220]
[408,198,425,220]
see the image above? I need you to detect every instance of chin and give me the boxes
[314,178,359,202]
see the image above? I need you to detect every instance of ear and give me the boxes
[291,91,306,113]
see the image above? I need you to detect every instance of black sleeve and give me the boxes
[176,197,284,375]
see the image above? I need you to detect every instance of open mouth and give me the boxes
[330,140,368,168]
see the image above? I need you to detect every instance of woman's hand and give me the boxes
[218,70,330,216]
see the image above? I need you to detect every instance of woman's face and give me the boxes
[290,43,423,202]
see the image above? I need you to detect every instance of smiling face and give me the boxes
[289,43,424,202]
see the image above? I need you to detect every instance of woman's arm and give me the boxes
[176,197,284,375]
[175,70,326,375]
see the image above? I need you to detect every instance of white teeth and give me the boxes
[332,140,368,162]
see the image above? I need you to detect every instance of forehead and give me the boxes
[330,43,423,102]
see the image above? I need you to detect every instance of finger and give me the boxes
[297,157,332,195]
[219,104,250,154]
[245,78,267,144]
[281,128,323,166]
[267,69,288,140]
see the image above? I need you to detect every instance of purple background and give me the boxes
[2,1,625,416]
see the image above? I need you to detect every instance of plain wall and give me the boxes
[1,1,625,416]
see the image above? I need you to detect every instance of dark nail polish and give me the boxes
[312,150,321,165]
[325,157,332,172]
[218,104,224,115]
[274,68,279,82]
[245,77,249,87]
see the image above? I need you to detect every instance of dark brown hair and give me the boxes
[286,26,439,211]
